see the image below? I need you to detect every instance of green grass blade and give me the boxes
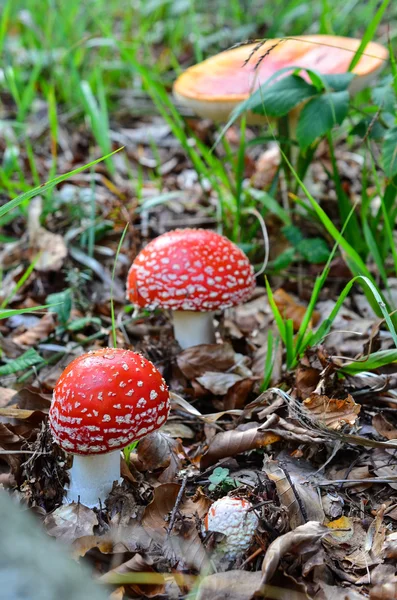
[348,0,391,71]
[0,148,123,220]
[110,223,129,348]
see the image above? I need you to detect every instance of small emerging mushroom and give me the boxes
[204,496,259,559]
[127,228,256,349]
[49,348,170,508]
[174,35,387,123]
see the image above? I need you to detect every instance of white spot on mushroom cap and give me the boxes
[127,228,255,312]
[49,347,170,455]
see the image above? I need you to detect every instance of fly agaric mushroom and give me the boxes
[127,228,255,349]
[204,496,258,559]
[49,348,170,508]
[173,35,387,123]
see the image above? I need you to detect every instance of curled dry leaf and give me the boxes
[273,288,320,332]
[26,197,67,272]
[44,503,98,544]
[196,371,243,396]
[263,458,325,528]
[303,393,360,431]
[370,583,397,600]
[372,414,397,440]
[137,431,175,471]
[12,313,56,347]
[99,554,166,598]
[383,531,397,559]
[326,512,385,570]
[137,431,185,483]
[261,521,328,584]
[142,483,210,571]
[177,343,236,380]
[0,387,17,408]
[196,571,262,600]
[72,534,114,558]
[200,424,280,470]
[28,197,67,272]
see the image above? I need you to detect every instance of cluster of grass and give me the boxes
[1,0,397,384]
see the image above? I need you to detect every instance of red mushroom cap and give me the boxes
[127,229,256,312]
[49,348,170,455]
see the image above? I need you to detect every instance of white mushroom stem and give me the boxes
[66,451,121,508]
[172,310,215,349]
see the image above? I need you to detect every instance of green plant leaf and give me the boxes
[348,0,391,71]
[372,84,396,113]
[341,349,397,375]
[282,224,304,246]
[46,289,72,325]
[296,237,329,263]
[321,73,356,92]
[297,90,349,150]
[208,467,230,486]
[0,348,45,376]
[271,247,295,271]
[0,148,123,220]
[382,126,397,178]
[251,74,317,118]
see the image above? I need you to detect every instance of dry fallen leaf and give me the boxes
[28,196,68,271]
[177,343,236,380]
[303,393,360,431]
[196,571,262,600]
[263,458,325,528]
[137,431,185,483]
[370,583,397,600]
[201,424,280,469]
[373,414,397,440]
[12,313,56,347]
[273,288,320,332]
[196,371,243,395]
[71,534,114,558]
[0,387,17,408]
[142,483,210,571]
[99,554,166,598]
[261,521,328,584]
[44,503,98,543]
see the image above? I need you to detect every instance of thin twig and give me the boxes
[166,475,188,536]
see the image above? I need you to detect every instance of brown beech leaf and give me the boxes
[137,431,173,471]
[370,583,397,600]
[72,534,114,558]
[0,407,47,424]
[0,387,17,408]
[200,425,280,470]
[373,414,397,440]
[261,521,328,583]
[263,458,325,528]
[196,571,263,600]
[177,343,235,380]
[224,377,257,410]
[383,531,397,558]
[273,288,320,332]
[142,483,181,537]
[12,313,56,347]
[329,465,372,492]
[28,197,67,272]
[44,503,98,544]
[303,393,360,431]
[196,372,243,395]
[99,554,165,597]
[162,422,195,439]
[142,483,209,571]
[137,431,185,483]
[295,365,320,399]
